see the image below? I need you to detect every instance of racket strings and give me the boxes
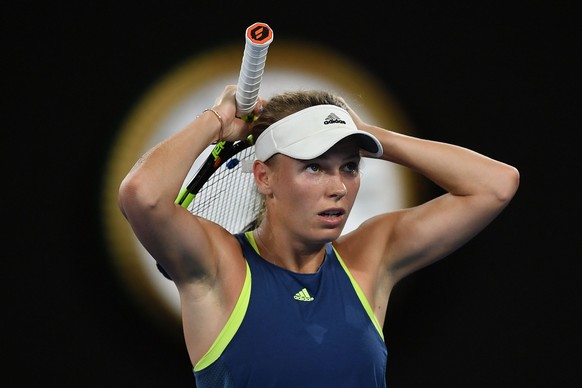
[188,147,261,233]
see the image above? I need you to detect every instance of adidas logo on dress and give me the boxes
[294,287,314,302]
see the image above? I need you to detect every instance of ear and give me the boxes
[253,160,273,195]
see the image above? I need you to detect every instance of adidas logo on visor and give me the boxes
[324,113,346,125]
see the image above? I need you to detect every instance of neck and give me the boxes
[252,225,326,274]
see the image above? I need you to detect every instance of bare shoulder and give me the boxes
[336,212,400,261]
[179,222,248,365]
[333,212,403,282]
[333,213,402,319]
[178,220,247,304]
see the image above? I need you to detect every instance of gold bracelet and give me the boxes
[202,108,224,141]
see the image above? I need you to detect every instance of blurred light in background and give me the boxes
[102,41,420,339]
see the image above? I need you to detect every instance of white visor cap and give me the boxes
[255,104,383,161]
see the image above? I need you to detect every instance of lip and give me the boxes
[317,207,346,227]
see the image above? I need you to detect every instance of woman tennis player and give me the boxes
[118,85,519,387]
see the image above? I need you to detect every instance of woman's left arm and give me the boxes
[349,108,520,282]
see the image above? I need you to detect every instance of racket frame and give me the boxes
[175,135,255,208]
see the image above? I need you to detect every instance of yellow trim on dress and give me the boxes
[333,246,385,340]
[193,260,252,371]
[193,234,383,372]
[245,231,260,254]
[247,232,382,340]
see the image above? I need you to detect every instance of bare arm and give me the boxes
[347,107,520,284]
[117,85,259,286]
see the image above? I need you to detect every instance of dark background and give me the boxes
[4,2,579,387]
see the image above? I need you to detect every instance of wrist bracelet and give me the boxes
[203,108,224,141]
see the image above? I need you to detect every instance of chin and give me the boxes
[317,226,344,242]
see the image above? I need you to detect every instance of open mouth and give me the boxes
[319,209,344,218]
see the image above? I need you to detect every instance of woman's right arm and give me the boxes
[117,85,255,285]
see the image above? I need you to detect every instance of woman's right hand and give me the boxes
[211,85,266,142]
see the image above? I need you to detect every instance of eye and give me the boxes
[343,161,360,174]
[305,163,320,173]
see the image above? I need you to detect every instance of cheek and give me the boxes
[349,176,361,193]
[270,172,320,209]
[274,176,317,202]
[272,171,360,203]
[345,178,361,203]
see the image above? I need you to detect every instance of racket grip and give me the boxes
[236,22,273,120]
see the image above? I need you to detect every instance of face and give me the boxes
[259,138,362,243]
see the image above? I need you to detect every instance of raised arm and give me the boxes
[347,106,520,283]
[118,85,259,285]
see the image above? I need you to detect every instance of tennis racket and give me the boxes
[175,22,273,234]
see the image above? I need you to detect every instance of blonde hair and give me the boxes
[251,90,347,140]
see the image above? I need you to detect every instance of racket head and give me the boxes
[180,136,262,234]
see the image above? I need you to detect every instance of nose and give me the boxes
[327,173,347,199]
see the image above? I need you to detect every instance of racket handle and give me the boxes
[236,22,273,120]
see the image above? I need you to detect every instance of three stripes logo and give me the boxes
[324,113,346,125]
[294,287,314,302]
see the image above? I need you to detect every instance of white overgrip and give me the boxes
[236,22,274,118]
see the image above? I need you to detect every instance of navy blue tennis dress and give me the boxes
[193,232,387,387]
